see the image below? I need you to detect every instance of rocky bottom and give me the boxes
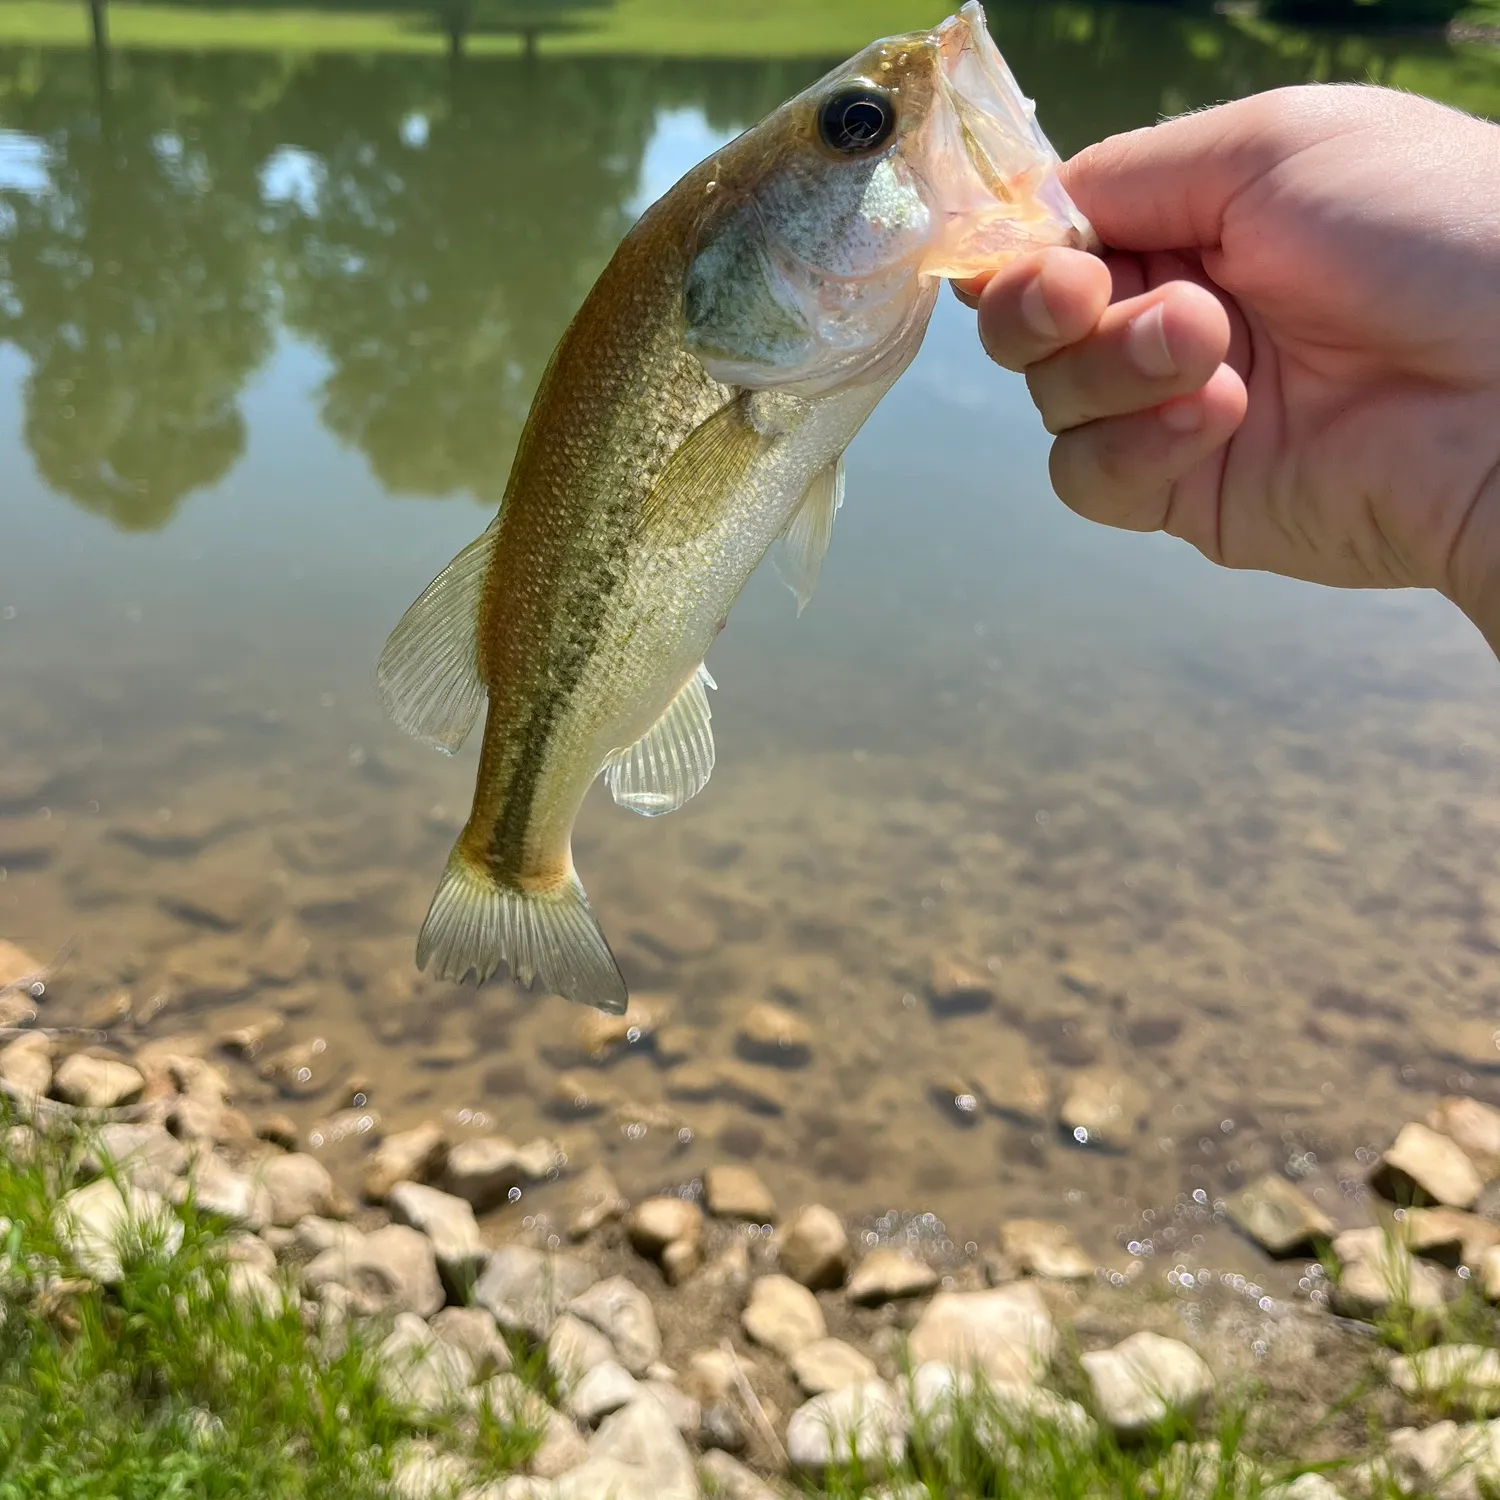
[12,991,1500,1499]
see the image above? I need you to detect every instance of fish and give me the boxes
[377,1,1094,1014]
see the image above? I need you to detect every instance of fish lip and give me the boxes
[917,1,1100,275]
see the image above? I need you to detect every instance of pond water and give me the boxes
[3,7,1500,1276]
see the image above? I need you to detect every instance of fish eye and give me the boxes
[817,86,897,156]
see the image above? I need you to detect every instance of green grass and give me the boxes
[0,0,956,58]
[0,1118,538,1500]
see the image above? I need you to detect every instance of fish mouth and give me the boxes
[917,1,1098,277]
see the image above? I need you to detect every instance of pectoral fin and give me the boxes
[774,455,845,615]
[603,663,716,817]
[638,397,770,547]
[376,520,495,754]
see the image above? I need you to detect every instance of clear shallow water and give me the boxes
[3,16,1500,1274]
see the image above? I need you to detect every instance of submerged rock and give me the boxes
[1226,1174,1336,1258]
[999,1218,1093,1280]
[1372,1123,1484,1210]
[1429,1097,1500,1181]
[703,1164,777,1222]
[0,1032,52,1099]
[773,1203,849,1290]
[735,1003,812,1067]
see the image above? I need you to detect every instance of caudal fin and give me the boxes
[416,849,628,1015]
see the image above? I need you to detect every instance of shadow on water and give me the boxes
[0,4,1495,530]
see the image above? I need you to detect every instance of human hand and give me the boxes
[958,85,1500,652]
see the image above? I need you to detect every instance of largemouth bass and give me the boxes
[378,2,1094,1014]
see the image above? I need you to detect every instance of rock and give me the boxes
[512,1136,564,1182]
[215,1008,284,1058]
[473,1245,594,1340]
[786,1380,907,1474]
[742,1273,826,1360]
[700,1401,748,1454]
[55,1179,183,1284]
[908,1284,1055,1385]
[569,1275,662,1377]
[971,1056,1051,1126]
[1480,1246,1500,1300]
[660,1239,701,1287]
[0,938,43,988]
[257,1113,300,1150]
[474,1371,552,1430]
[684,1347,746,1407]
[642,1380,700,1438]
[565,1163,627,1240]
[0,1032,51,1098]
[390,1441,476,1500]
[847,1248,939,1305]
[1059,1067,1147,1150]
[302,1224,444,1318]
[773,1203,848,1290]
[547,1312,616,1395]
[430,1306,511,1379]
[296,1214,361,1258]
[226,1260,294,1317]
[258,1038,339,1101]
[388,1182,485,1294]
[1143,1440,1260,1500]
[1264,1477,1346,1500]
[1226,1175,1336,1257]
[1430,1097,1500,1181]
[712,1061,792,1116]
[735,1003,812,1067]
[547,1461,656,1500]
[364,1123,447,1203]
[927,956,994,1016]
[182,1154,273,1230]
[1372,1123,1485,1209]
[378,1311,474,1416]
[1389,1346,1500,1414]
[999,1219,1094,1280]
[84,1123,188,1195]
[792,1337,878,1395]
[1081,1331,1215,1436]
[440,1136,524,1212]
[698,1450,782,1500]
[1333,1227,1448,1318]
[568,1359,639,1424]
[704,1164,777,1222]
[1387,1419,1500,1500]
[1406,1208,1500,1267]
[627,1197,703,1258]
[260,1153,341,1227]
[590,1395,700,1499]
[910,1361,1094,1447]
[576,998,664,1063]
[51,1053,144,1110]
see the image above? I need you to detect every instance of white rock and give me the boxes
[364,1122,447,1202]
[1373,1123,1485,1209]
[390,1441,475,1500]
[641,1379,700,1437]
[549,1460,656,1500]
[627,1197,703,1257]
[1059,1067,1147,1150]
[1430,1097,1500,1180]
[1226,1175,1337,1258]
[1388,1419,1500,1500]
[379,1312,474,1416]
[473,1245,595,1340]
[389,1181,485,1291]
[792,1337,877,1395]
[55,1179,183,1284]
[226,1261,296,1317]
[1263,1477,1347,1500]
[698,1449,782,1500]
[1389,1346,1500,1412]
[907,1284,1056,1385]
[786,1380,908,1474]
[442,1136,523,1212]
[302,1223,444,1318]
[1333,1227,1448,1317]
[847,1248,939,1305]
[910,1361,1094,1447]
[569,1275,662,1377]
[260,1153,341,1227]
[742,1273,826,1359]
[568,1359,639,1424]
[998,1219,1093,1280]
[295,1214,361,1258]
[704,1165,777,1222]
[52,1053,144,1110]
[181,1154,273,1230]
[548,1312,615,1394]
[565,1163,627,1241]
[430,1305,511,1378]
[773,1204,848,1290]
[0,1032,51,1098]
[1081,1331,1214,1436]
[86,1123,188,1194]
[590,1395,699,1499]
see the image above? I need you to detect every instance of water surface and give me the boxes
[3,11,1500,1274]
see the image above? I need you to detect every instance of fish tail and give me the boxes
[416,845,628,1015]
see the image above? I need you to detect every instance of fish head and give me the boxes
[680,2,1095,393]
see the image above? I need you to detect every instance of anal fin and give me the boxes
[775,455,844,615]
[377,520,495,754]
[603,663,716,817]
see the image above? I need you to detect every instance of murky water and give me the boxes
[3,11,1500,1274]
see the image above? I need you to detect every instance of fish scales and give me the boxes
[378,2,1095,1012]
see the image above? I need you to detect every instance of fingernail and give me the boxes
[1128,303,1175,378]
[1019,277,1058,341]
[1159,397,1203,434]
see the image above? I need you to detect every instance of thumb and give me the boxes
[1060,85,1363,253]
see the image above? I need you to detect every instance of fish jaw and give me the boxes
[913,1,1098,279]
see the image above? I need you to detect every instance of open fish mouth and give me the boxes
[918,1,1099,277]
